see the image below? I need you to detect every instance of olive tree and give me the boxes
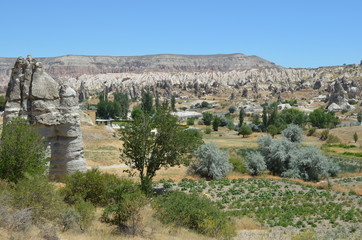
[120,110,203,194]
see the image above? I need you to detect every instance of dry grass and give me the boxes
[59,206,216,240]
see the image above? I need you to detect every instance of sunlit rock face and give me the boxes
[4,55,86,178]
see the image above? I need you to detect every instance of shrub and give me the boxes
[187,117,195,125]
[0,118,48,183]
[59,208,79,232]
[267,124,279,138]
[229,155,248,173]
[326,134,341,144]
[201,101,210,108]
[307,127,316,136]
[353,132,358,143]
[191,143,233,179]
[228,106,236,113]
[279,108,307,126]
[62,169,125,206]
[204,127,212,134]
[74,198,95,232]
[319,129,329,141]
[226,120,236,130]
[282,146,337,181]
[281,124,303,143]
[152,191,236,239]
[246,151,266,176]
[101,180,147,234]
[238,125,252,138]
[219,116,228,127]
[212,116,220,131]
[202,112,213,125]
[309,109,339,128]
[11,175,67,222]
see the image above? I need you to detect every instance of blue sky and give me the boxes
[1,0,361,68]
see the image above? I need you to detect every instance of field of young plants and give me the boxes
[156,177,362,237]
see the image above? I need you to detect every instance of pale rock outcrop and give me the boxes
[4,56,86,178]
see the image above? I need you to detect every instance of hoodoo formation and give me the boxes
[4,55,86,178]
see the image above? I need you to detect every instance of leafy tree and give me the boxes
[281,124,303,143]
[354,132,358,143]
[141,89,153,115]
[101,179,146,234]
[131,106,143,120]
[201,101,210,108]
[219,116,228,127]
[267,102,278,126]
[238,125,252,138]
[114,92,129,119]
[162,98,169,110]
[97,100,121,119]
[202,112,213,125]
[120,110,203,194]
[191,143,233,179]
[251,113,261,125]
[212,116,220,131]
[246,151,266,176]
[238,108,245,127]
[279,108,307,126]
[0,118,48,183]
[228,106,236,113]
[309,109,339,128]
[267,125,279,138]
[171,95,176,112]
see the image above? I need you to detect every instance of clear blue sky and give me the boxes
[1,0,361,68]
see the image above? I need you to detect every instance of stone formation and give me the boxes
[4,55,87,178]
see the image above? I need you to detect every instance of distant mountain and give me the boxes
[0,53,278,84]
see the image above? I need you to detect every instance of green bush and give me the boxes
[202,112,213,125]
[229,156,248,173]
[307,127,316,136]
[0,118,48,183]
[62,169,125,206]
[320,129,329,141]
[101,179,146,234]
[212,116,220,131]
[74,198,95,232]
[204,127,212,134]
[11,175,67,222]
[187,117,195,125]
[228,106,236,113]
[152,191,236,239]
[238,125,252,137]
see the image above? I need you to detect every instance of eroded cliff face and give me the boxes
[64,65,362,102]
[4,56,87,178]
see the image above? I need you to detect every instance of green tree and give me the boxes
[309,109,339,128]
[171,95,176,112]
[141,89,153,115]
[267,102,278,126]
[279,108,307,126]
[228,106,236,113]
[187,117,195,125]
[202,112,213,126]
[354,132,358,143]
[0,118,48,183]
[239,108,245,127]
[238,125,252,138]
[114,92,129,119]
[120,110,203,194]
[212,116,220,131]
[267,125,279,138]
[131,106,143,120]
[201,101,210,108]
[262,104,268,129]
[155,91,160,110]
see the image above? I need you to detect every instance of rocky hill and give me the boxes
[0,53,277,84]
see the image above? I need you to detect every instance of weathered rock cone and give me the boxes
[4,55,86,178]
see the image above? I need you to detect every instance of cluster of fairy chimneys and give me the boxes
[4,55,87,178]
